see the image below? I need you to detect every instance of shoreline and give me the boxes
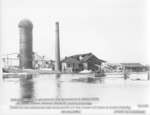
[2,69,149,78]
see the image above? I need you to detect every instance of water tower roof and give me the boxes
[18,19,33,29]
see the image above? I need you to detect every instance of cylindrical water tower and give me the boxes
[18,19,33,69]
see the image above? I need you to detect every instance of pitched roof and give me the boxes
[81,54,105,63]
[80,54,93,62]
[62,53,106,64]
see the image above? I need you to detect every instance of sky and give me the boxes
[1,0,150,64]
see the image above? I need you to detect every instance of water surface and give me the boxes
[0,73,150,114]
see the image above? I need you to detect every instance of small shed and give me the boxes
[121,63,145,72]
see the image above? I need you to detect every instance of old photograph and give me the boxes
[0,0,150,115]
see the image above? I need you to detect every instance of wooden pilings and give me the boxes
[148,71,150,80]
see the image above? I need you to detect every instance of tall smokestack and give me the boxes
[18,19,33,69]
[55,22,61,72]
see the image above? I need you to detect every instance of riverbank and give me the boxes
[2,69,149,80]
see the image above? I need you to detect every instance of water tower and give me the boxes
[18,19,33,69]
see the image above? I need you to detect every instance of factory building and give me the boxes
[121,63,147,72]
[61,53,106,73]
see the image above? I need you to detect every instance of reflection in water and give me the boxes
[55,74,62,98]
[71,76,105,84]
[20,75,34,103]
[97,77,105,84]
[1,73,150,109]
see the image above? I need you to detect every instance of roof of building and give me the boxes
[62,57,80,64]
[18,19,33,29]
[62,53,106,64]
[70,53,92,58]
[80,54,105,63]
[120,63,144,67]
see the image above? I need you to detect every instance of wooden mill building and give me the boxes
[61,53,106,73]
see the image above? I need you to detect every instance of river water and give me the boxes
[0,73,150,115]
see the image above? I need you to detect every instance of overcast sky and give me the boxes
[1,0,149,64]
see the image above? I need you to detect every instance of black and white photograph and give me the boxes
[0,0,150,115]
